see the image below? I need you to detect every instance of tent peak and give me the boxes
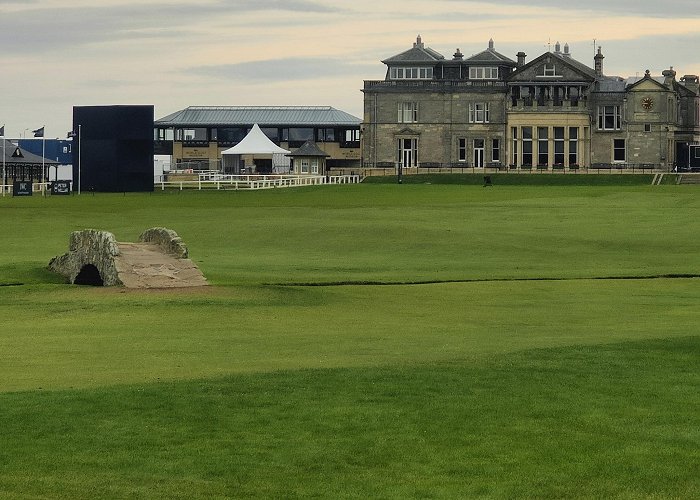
[221,123,290,156]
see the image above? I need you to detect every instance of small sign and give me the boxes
[183,148,208,158]
[11,147,24,158]
[51,180,71,195]
[13,181,32,196]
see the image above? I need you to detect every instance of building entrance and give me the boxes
[473,139,485,168]
[398,138,417,170]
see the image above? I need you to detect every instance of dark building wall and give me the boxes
[73,105,154,192]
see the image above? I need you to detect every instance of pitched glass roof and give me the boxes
[155,106,361,127]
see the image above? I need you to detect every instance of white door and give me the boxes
[474,139,485,168]
[398,138,417,169]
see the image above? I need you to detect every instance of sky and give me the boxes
[1,0,699,139]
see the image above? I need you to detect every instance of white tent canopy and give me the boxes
[221,124,291,155]
[221,124,290,173]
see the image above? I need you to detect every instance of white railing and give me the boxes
[1,177,361,195]
[158,174,361,191]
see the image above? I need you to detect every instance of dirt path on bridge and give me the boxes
[114,242,208,289]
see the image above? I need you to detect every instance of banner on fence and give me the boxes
[13,181,32,196]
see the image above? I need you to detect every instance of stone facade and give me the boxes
[362,37,700,171]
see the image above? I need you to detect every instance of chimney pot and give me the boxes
[663,66,677,85]
[594,46,604,77]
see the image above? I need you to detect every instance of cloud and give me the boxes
[0,7,177,53]
[598,33,700,75]
[210,0,340,13]
[185,31,700,88]
[2,0,698,137]
[0,0,341,53]
[188,58,377,83]
[444,0,700,18]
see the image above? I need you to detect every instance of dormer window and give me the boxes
[469,67,498,80]
[539,64,561,78]
[390,67,434,80]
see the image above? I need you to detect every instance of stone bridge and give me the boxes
[49,227,208,288]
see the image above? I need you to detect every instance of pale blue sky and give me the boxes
[1,0,698,137]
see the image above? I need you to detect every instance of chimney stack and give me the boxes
[414,35,424,49]
[662,66,677,86]
[594,46,604,77]
[563,43,570,57]
[681,75,700,94]
[517,51,526,67]
[453,48,463,61]
[554,41,561,54]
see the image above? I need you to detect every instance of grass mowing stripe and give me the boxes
[1,337,697,498]
[2,278,699,392]
[2,186,700,286]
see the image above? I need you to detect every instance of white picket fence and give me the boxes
[157,174,361,191]
[1,182,50,196]
[0,175,361,195]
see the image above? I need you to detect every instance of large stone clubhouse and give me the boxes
[362,36,700,172]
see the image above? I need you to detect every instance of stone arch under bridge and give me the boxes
[49,228,207,288]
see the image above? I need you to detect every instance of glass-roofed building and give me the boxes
[154,106,361,173]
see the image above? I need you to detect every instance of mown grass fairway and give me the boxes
[1,185,699,498]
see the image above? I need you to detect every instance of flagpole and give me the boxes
[42,126,46,196]
[2,125,5,197]
[78,124,81,195]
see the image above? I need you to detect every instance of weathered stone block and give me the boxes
[49,229,123,286]
[139,227,189,259]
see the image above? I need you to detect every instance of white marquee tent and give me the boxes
[221,124,291,173]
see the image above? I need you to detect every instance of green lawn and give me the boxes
[1,185,698,498]
[2,185,699,285]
